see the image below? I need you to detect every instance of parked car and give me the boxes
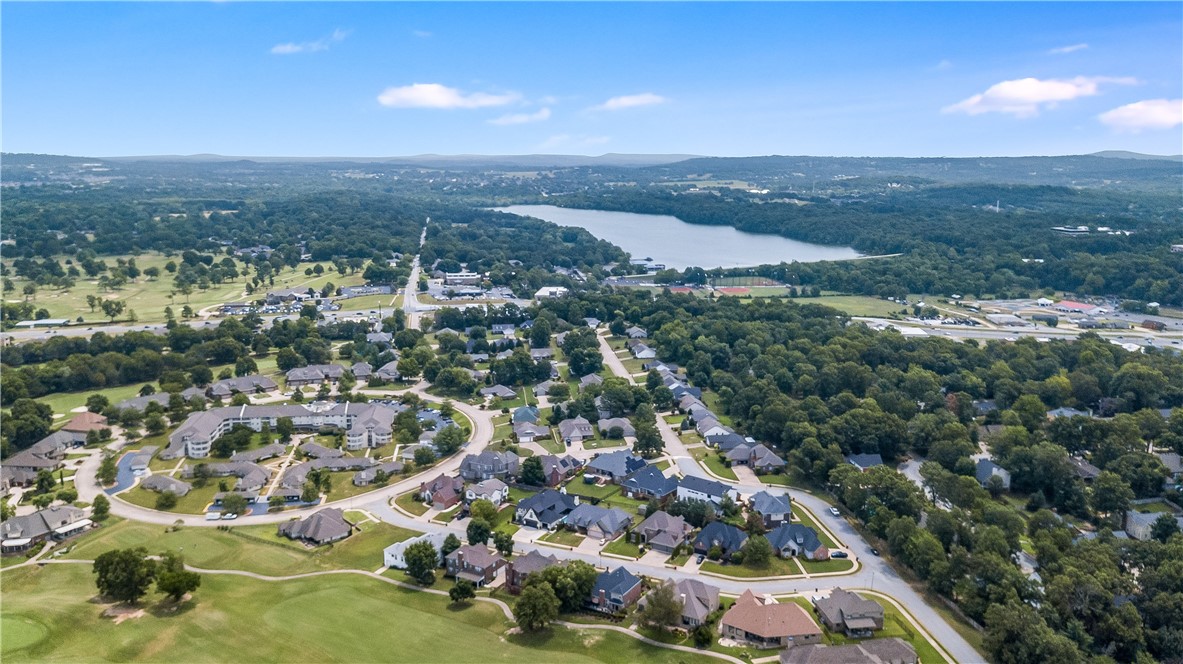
[829,507,841,516]
[831,551,849,559]
[870,548,880,556]
[221,512,239,521]
[205,512,221,521]
[696,554,705,564]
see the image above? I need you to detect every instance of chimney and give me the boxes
[599,589,607,605]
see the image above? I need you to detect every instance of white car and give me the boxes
[221,512,239,520]
[204,512,221,521]
[829,507,841,517]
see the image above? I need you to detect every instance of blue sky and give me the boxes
[3,2,1180,157]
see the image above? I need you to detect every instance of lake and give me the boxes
[495,205,861,270]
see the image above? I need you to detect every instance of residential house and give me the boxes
[597,417,636,439]
[230,443,287,464]
[694,521,749,558]
[285,364,347,388]
[640,579,720,628]
[445,545,506,588]
[299,441,345,459]
[780,639,918,664]
[587,567,643,614]
[279,457,374,491]
[695,418,731,439]
[586,450,648,482]
[625,326,648,339]
[767,524,830,561]
[1,449,62,487]
[185,461,271,492]
[708,431,751,451]
[583,317,601,328]
[513,422,551,445]
[538,455,583,487]
[845,454,884,472]
[579,374,604,390]
[506,550,559,594]
[633,511,692,554]
[374,361,402,383]
[749,491,793,528]
[1069,456,1102,482]
[565,504,632,540]
[529,348,554,361]
[728,444,787,474]
[480,385,518,400]
[384,532,449,569]
[1155,452,1182,484]
[1,506,91,553]
[277,508,354,545]
[466,478,510,505]
[353,461,404,487]
[721,590,822,649]
[61,411,108,435]
[532,381,557,398]
[974,459,1012,490]
[677,476,741,506]
[1125,510,1183,541]
[813,589,884,638]
[1048,407,1092,419]
[25,431,79,459]
[351,362,373,381]
[620,465,679,501]
[205,375,279,399]
[515,490,579,530]
[419,474,465,510]
[140,475,192,497]
[558,417,595,444]
[459,450,519,481]
[631,344,657,360]
[491,323,517,336]
[512,406,541,424]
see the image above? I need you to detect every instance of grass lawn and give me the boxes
[691,448,737,481]
[562,479,619,501]
[507,487,538,503]
[583,437,627,451]
[535,434,566,454]
[620,358,647,374]
[799,558,855,574]
[602,538,641,559]
[491,506,520,537]
[323,471,386,502]
[395,491,429,516]
[701,556,802,578]
[39,383,149,419]
[334,293,397,313]
[663,414,685,426]
[2,564,713,664]
[653,459,673,472]
[539,529,585,547]
[1131,500,1178,514]
[433,507,463,524]
[757,473,798,487]
[119,483,220,515]
[812,294,906,318]
[793,506,839,549]
[667,550,692,566]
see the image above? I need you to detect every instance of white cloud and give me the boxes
[1048,43,1089,55]
[376,83,520,109]
[489,108,552,126]
[942,76,1137,117]
[591,93,667,111]
[413,30,432,38]
[271,28,349,55]
[934,59,954,72]
[1098,99,1183,132]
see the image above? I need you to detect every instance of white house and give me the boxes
[383,532,450,569]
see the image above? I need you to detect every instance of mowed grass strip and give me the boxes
[2,564,714,664]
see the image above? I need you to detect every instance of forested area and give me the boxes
[537,288,1183,662]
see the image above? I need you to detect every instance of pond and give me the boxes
[495,204,860,270]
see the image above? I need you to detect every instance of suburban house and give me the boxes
[721,590,822,649]
[384,532,449,569]
[677,476,741,506]
[1,505,91,553]
[587,567,644,614]
[374,361,402,383]
[491,323,517,335]
[466,478,509,505]
[749,491,794,528]
[640,579,720,628]
[586,450,648,483]
[558,417,595,444]
[1156,452,1182,484]
[512,406,541,424]
[459,450,519,481]
[353,461,404,487]
[61,411,109,436]
[277,508,353,545]
[204,374,279,399]
[634,511,693,554]
[185,461,271,492]
[140,475,193,497]
[597,417,636,439]
[515,490,579,530]
[625,326,648,339]
[975,459,1012,490]
[813,589,884,638]
[506,550,559,594]
[1125,510,1183,541]
[529,348,554,361]
[578,374,604,390]
[532,381,557,397]
[538,454,584,487]
[780,639,918,664]
[564,504,632,540]
[694,521,749,559]
[285,364,347,388]
[164,402,400,458]
[419,474,466,510]
[513,422,551,444]
[230,443,287,464]
[767,524,830,561]
[630,344,657,360]
[1069,456,1102,482]
[620,465,679,501]
[694,418,731,439]
[280,457,374,491]
[351,362,373,381]
[845,454,885,472]
[1,448,62,488]
[299,441,345,459]
[728,444,787,474]
[445,544,506,588]
[480,385,518,400]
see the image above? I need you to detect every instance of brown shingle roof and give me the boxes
[722,590,820,640]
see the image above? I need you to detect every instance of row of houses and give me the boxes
[676,392,788,475]
[1,413,104,491]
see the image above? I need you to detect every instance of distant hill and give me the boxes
[96,153,701,168]
[1091,150,1183,162]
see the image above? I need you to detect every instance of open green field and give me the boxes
[119,483,220,515]
[60,518,419,577]
[6,253,365,326]
[812,295,908,318]
[1,563,713,664]
[799,557,856,574]
[582,437,626,451]
[335,293,397,313]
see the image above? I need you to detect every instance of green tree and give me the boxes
[744,535,773,568]
[100,299,126,322]
[449,579,477,604]
[156,552,201,602]
[403,540,439,586]
[520,456,546,486]
[1151,513,1181,542]
[155,491,178,510]
[268,495,286,511]
[86,394,110,413]
[91,494,110,521]
[469,499,498,524]
[441,533,462,558]
[433,425,466,456]
[1090,471,1133,523]
[493,531,514,557]
[34,470,56,495]
[93,548,157,604]
[220,493,249,516]
[97,454,118,485]
[413,446,436,467]
[515,580,560,631]
[276,417,295,442]
[530,560,597,612]
[638,581,682,629]
[467,518,492,545]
